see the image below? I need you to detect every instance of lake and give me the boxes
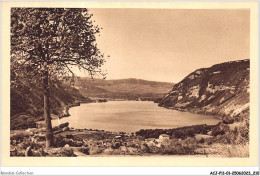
[52,101,220,133]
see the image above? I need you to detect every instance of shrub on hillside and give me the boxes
[226,144,249,157]
[54,135,66,147]
[79,147,90,155]
[211,128,225,137]
[11,114,37,130]
[237,119,249,144]
[146,138,198,155]
[199,138,205,144]
[222,117,234,124]
[211,124,229,137]
[160,140,197,155]
[45,148,76,157]
[89,145,103,155]
[136,124,215,139]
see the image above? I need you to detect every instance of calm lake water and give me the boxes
[52,101,220,133]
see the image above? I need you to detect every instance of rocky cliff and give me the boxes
[158,59,249,122]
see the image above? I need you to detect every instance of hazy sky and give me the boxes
[79,9,249,83]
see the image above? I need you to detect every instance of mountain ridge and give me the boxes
[73,77,174,99]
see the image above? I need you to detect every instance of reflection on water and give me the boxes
[52,101,220,133]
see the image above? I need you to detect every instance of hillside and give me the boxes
[158,59,249,122]
[11,78,90,130]
[73,78,174,100]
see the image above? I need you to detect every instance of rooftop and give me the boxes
[159,134,170,137]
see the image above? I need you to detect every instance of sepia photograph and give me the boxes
[1,1,259,169]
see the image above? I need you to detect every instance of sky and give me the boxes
[77,9,250,83]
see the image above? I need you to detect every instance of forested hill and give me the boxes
[158,59,250,122]
[11,78,90,129]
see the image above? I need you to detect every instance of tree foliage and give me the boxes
[11,8,106,82]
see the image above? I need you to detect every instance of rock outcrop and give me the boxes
[158,59,249,121]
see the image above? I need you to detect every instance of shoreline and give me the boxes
[10,100,247,157]
[54,99,222,131]
[45,99,221,135]
[58,98,108,119]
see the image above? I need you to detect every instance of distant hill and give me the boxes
[73,78,174,100]
[158,59,249,122]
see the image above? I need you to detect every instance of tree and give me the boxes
[11,8,107,147]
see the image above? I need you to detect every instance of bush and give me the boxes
[54,135,66,147]
[10,149,26,157]
[89,145,103,155]
[210,120,249,145]
[136,125,214,139]
[185,129,195,138]
[10,114,38,130]
[211,124,228,137]
[11,133,29,141]
[52,126,59,132]
[66,135,74,139]
[103,148,124,155]
[79,147,89,155]
[160,144,196,155]
[59,122,69,129]
[140,143,150,153]
[112,142,121,149]
[226,144,249,157]
[146,138,198,155]
[11,121,37,130]
[45,148,76,157]
[237,119,249,144]
[18,140,33,149]
[199,138,205,144]
[207,141,213,145]
[222,118,234,124]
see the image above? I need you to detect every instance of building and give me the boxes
[158,134,170,142]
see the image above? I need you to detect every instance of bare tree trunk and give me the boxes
[43,70,54,148]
